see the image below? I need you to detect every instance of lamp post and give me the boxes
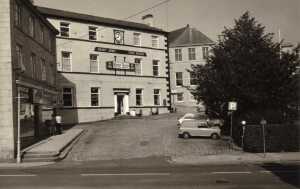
[241,120,246,150]
[260,118,267,157]
[16,87,21,163]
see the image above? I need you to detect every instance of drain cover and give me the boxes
[140,141,149,146]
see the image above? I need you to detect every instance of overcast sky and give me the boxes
[34,0,300,43]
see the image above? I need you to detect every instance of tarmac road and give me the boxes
[0,160,299,189]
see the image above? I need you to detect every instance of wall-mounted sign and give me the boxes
[95,47,146,57]
[228,101,237,111]
[106,61,135,71]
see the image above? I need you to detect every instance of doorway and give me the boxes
[114,92,129,115]
[116,95,124,115]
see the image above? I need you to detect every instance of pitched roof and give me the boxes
[22,1,59,34]
[168,24,214,47]
[36,7,166,34]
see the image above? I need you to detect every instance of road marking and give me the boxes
[211,171,252,174]
[0,174,36,177]
[81,173,171,176]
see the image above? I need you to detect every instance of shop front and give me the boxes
[18,85,57,149]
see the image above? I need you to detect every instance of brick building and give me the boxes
[169,25,214,112]
[38,7,171,124]
[0,0,58,159]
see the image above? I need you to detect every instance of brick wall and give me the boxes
[0,0,15,160]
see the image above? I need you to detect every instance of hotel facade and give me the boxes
[169,25,214,112]
[0,0,58,159]
[38,7,171,124]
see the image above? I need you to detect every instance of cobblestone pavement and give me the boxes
[65,113,239,161]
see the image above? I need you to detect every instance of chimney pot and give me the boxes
[142,14,154,27]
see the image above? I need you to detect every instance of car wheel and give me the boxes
[211,133,219,140]
[183,132,190,139]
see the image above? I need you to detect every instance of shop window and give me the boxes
[188,48,196,60]
[151,35,159,48]
[153,60,159,76]
[154,89,160,105]
[62,87,73,107]
[175,48,182,61]
[61,51,72,72]
[89,26,97,41]
[176,72,183,86]
[90,54,99,73]
[60,22,70,37]
[91,87,100,106]
[136,89,143,106]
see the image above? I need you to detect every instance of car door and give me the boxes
[200,125,212,136]
[196,121,208,136]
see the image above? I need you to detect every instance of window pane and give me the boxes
[177,93,184,101]
[176,72,183,86]
[62,88,73,107]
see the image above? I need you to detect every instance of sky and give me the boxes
[34,0,300,44]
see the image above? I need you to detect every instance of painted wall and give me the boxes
[169,45,211,109]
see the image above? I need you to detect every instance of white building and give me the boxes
[169,25,214,112]
[38,7,171,124]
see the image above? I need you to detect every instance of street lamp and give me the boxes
[260,118,267,157]
[241,120,246,150]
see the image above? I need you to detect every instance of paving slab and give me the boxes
[24,129,84,155]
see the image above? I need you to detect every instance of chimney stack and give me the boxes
[142,14,154,27]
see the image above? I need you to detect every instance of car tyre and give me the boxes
[211,133,219,140]
[183,132,190,139]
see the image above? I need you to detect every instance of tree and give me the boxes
[191,12,299,123]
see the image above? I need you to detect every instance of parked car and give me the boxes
[177,113,224,127]
[178,119,221,139]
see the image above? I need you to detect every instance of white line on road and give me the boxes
[0,174,36,177]
[211,171,252,174]
[81,173,171,176]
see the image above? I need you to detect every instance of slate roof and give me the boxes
[168,24,214,47]
[37,7,166,34]
[22,1,59,34]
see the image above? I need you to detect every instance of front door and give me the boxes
[116,95,124,115]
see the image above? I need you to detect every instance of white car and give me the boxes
[178,113,224,127]
[178,120,221,139]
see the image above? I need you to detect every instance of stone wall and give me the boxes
[0,0,15,160]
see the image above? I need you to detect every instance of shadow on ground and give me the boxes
[261,163,300,188]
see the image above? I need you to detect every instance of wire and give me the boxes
[57,0,171,47]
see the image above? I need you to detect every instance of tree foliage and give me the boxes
[191,12,299,121]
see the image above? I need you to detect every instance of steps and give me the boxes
[21,129,84,162]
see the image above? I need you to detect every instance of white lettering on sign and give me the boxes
[228,101,237,111]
